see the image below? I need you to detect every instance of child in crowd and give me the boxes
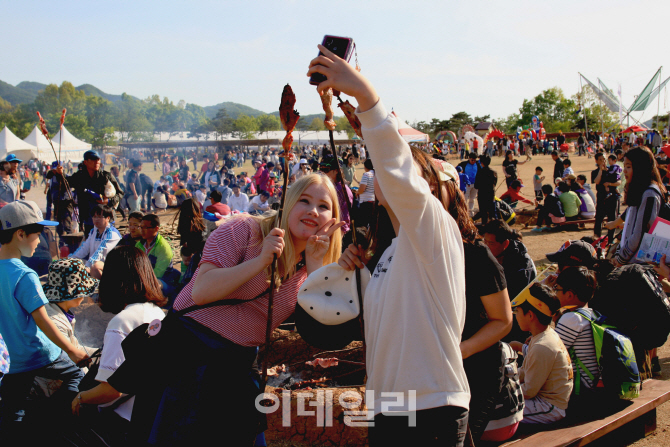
[194,185,207,209]
[69,205,122,279]
[570,181,596,219]
[500,180,535,209]
[0,200,88,436]
[533,185,565,231]
[576,174,597,204]
[153,185,168,212]
[557,182,582,221]
[533,167,545,203]
[510,283,573,424]
[174,182,191,205]
[118,211,144,247]
[553,266,600,399]
[562,159,574,179]
[34,258,99,397]
[456,166,470,194]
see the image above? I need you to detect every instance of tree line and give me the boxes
[0,81,358,148]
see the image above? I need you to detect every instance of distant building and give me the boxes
[475,122,496,137]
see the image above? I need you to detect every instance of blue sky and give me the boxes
[2,0,669,123]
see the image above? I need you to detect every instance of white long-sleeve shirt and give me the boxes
[357,101,470,414]
[228,192,249,213]
[70,224,122,267]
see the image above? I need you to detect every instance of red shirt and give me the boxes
[500,189,533,205]
[205,202,231,216]
[173,217,306,347]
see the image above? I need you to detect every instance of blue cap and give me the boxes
[6,154,22,163]
[51,161,60,168]
[83,150,100,160]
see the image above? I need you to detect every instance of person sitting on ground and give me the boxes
[482,219,537,341]
[216,178,233,205]
[509,283,573,424]
[562,158,574,179]
[557,182,582,222]
[194,184,207,209]
[136,214,175,291]
[500,180,534,208]
[69,205,122,279]
[0,201,87,436]
[117,211,144,247]
[248,190,271,215]
[205,189,231,217]
[174,182,191,205]
[152,185,168,212]
[228,183,249,213]
[34,258,98,398]
[553,266,601,402]
[70,246,166,444]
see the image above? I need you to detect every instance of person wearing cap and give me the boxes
[252,159,269,193]
[319,156,354,234]
[49,150,123,235]
[291,158,311,184]
[500,179,534,209]
[4,155,29,201]
[0,161,19,208]
[509,283,573,424]
[0,201,88,432]
[69,205,122,279]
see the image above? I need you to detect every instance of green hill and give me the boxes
[75,84,129,103]
[203,101,267,119]
[15,81,47,96]
[0,80,36,105]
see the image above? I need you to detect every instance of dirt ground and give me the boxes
[27,149,670,446]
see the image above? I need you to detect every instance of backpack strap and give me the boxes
[175,286,271,317]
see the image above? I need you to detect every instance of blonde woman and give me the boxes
[139,174,344,445]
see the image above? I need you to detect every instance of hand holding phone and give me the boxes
[309,35,354,86]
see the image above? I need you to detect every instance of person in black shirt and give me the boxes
[557,131,566,148]
[592,152,620,241]
[474,155,498,225]
[551,151,564,179]
[49,150,123,235]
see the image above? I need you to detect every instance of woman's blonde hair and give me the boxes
[253,173,342,285]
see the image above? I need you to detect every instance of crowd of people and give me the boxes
[1,50,670,447]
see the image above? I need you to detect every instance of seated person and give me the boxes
[69,205,122,279]
[248,190,271,215]
[117,211,144,247]
[534,184,565,231]
[576,174,597,204]
[216,178,233,204]
[570,182,596,219]
[34,258,98,397]
[174,182,191,205]
[135,214,178,297]
[500,180,534,208]
[153,185,168,212]
[228,183,249,213]
[510,283,573,424]
[70,246,166,442]
[194,185,207,209]
[557,182,582,221]
[553,266,600,400]
[205,190,231,217]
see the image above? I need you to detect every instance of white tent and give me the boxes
[24,126,55,161]
[391,111,429,143]
[0,126,37,161]
[41,125,91,163]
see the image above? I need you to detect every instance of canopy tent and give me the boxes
[0,126,37,161]
[24,126,56,161]
[391,111,429,143]
[45,125,91,163]
[622,125,648,134]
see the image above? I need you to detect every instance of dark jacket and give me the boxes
[48,168,123,226]
[474,166,497,197]
[499,239,536,301]
[544,193,565,218]
[553,157,564,180]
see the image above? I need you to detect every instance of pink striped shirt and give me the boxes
[173,217,306,347]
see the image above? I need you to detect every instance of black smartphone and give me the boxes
[309,35,354,86]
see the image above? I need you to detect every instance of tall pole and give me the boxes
[656,67,663,130]
[579,74,589,133]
